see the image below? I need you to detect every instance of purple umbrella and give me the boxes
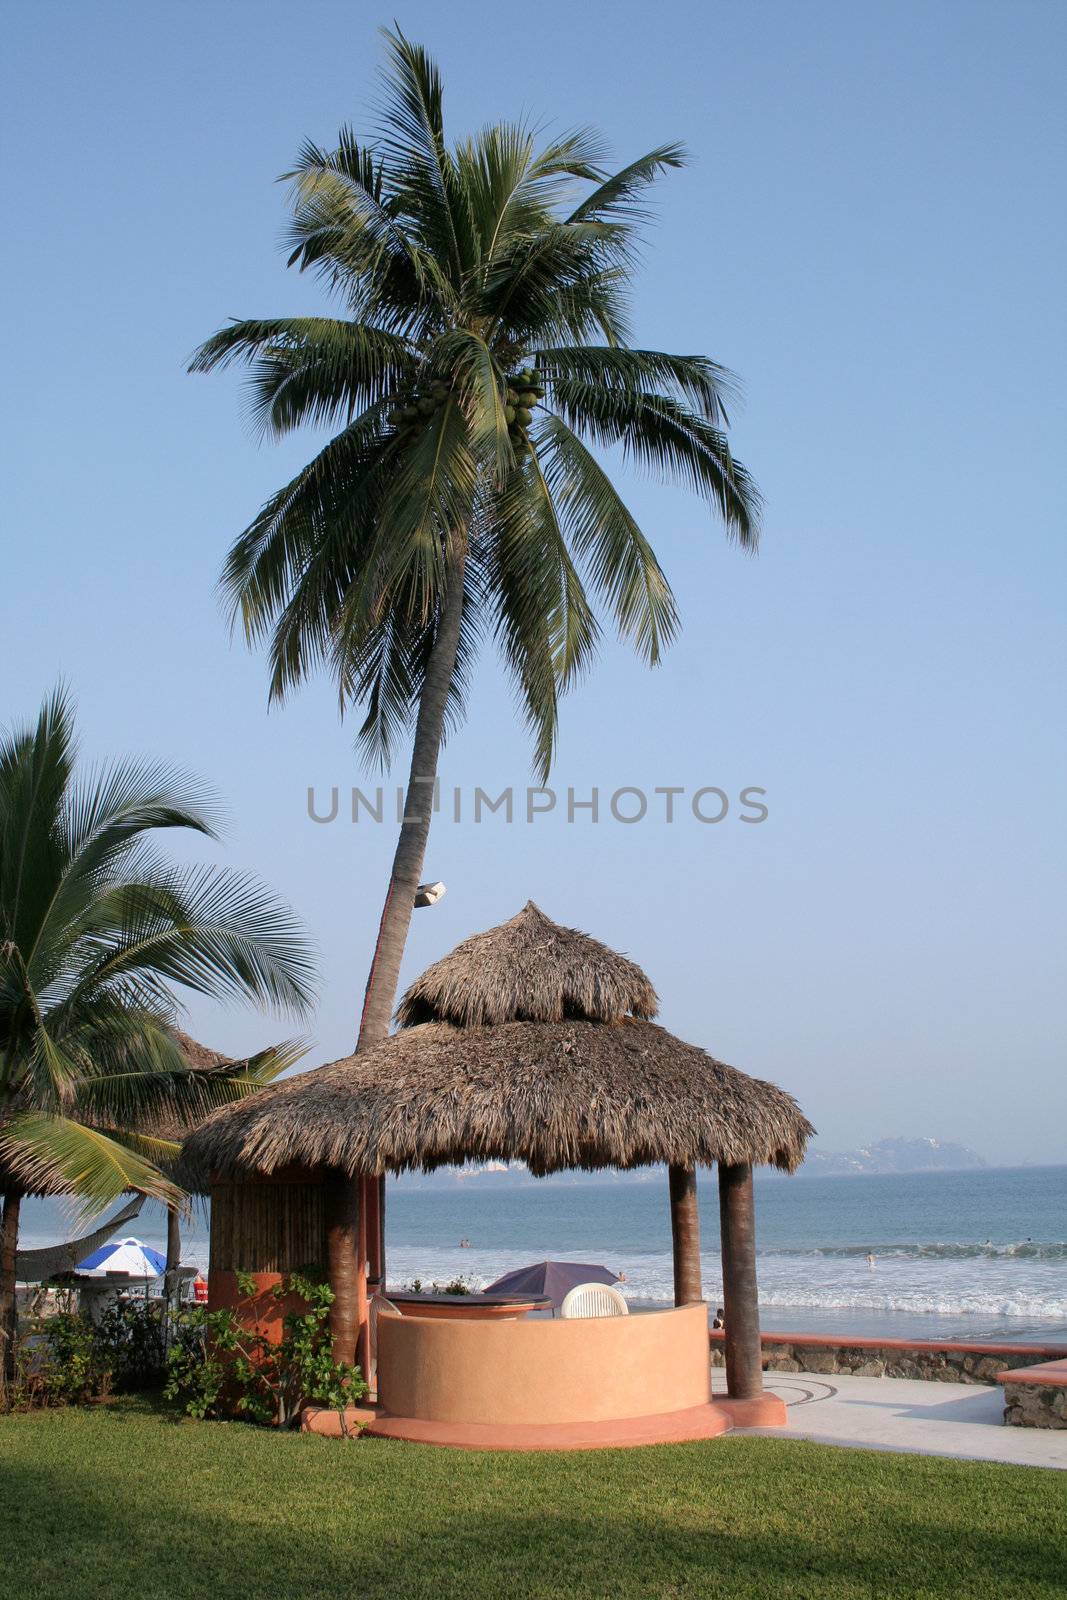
[484,1260,620,1308]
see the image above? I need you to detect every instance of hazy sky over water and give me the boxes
[3,1,1064,1164]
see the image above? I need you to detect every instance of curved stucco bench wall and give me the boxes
[377,1301,710,1426]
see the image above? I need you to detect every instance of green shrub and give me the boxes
[94,1299,168,1390]
[1,1313,114,1411]
[164,1272,368,1435]
[2,1296,188,1413]
[42,1314,112,1404]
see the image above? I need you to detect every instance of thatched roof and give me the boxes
[182,904,813,1186]
[170,1030,236,1075]
[397,902,658,1027]
[183,1018,811,1184]
[149,1031,255,1142]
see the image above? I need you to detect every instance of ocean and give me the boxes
[18,1164,1067,1345]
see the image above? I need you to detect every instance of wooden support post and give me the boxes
[165,1206,181,1275]
[668,1163,703,1305]
[376,1173,386,1288]
[718,1161,763,1399]
[363,1175,383,1293]
[356,1192,370,1381]
[325,1172,364,1367]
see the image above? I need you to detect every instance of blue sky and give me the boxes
[3,1,1064,1163]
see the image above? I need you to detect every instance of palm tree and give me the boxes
[194,28,760,1069]
[0,689,315,1376]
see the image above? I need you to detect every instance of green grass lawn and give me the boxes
[1,1399,1064,1599]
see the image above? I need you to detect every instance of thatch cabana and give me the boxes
[184,904,813,1407]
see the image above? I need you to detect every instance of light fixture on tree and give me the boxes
[414,882,446,908]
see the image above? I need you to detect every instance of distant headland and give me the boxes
[798,1136,988,1178]
[387,1136,991,1189]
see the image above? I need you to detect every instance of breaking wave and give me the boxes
[375,1243,1067,1327]
[754,1283,1067,1321]
[762,1241,1067,1262]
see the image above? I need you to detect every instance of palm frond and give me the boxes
[377,27,467,281]
[566,142,687,225]
[536,414,679,664]
[283,131,438,319]
[539,344,740,425]
[488,456,600,779]
[344,605,424,770]
[549,380,761,544]
[0,1113,184,1217]
[29,759,222,993]
[219,410,393,665]
[2,1021,84,1115]
[484,225,633,345]
[371,398,479,621]
[0,685,76,957]
[72,1033,307,1128]
[240,1037,308,1084]
[0,694,315,1225]
[488,539,561,784]
[344,547,483,769]
[190,317,416,439]
[458,124,604,270]
[61,867,316,1020]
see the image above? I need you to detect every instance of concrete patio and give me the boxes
[716,1368,1067,1470]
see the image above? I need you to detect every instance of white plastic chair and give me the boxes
[559,1282,629,1319]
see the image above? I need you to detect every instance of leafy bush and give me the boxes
[164,1271,368,1435]
[41,1314,113,1404]
[164,1310,227,1420]
[2,1296,188,1413]
[1,1313,113,1410]
[94,1299,168,1390]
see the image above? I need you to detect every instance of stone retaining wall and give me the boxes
[1003,1383,1067,1429]
[708,1331,1067,1386]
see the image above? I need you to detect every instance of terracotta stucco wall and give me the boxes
[378,1302,710,1425]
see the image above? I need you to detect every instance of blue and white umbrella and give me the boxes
[76,1237,167,1279]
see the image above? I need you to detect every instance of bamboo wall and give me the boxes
[209,1176,328,1274]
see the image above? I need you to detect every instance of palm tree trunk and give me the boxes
[1,1191,22,1385]
[166,1205,181,1277]
[325,1171,363,1366]
[356,548,468,1049]
[331,548,468,1358]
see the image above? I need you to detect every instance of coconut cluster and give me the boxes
[385,365,546,446]
[386,377,452,431]
[504,365,545,444]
